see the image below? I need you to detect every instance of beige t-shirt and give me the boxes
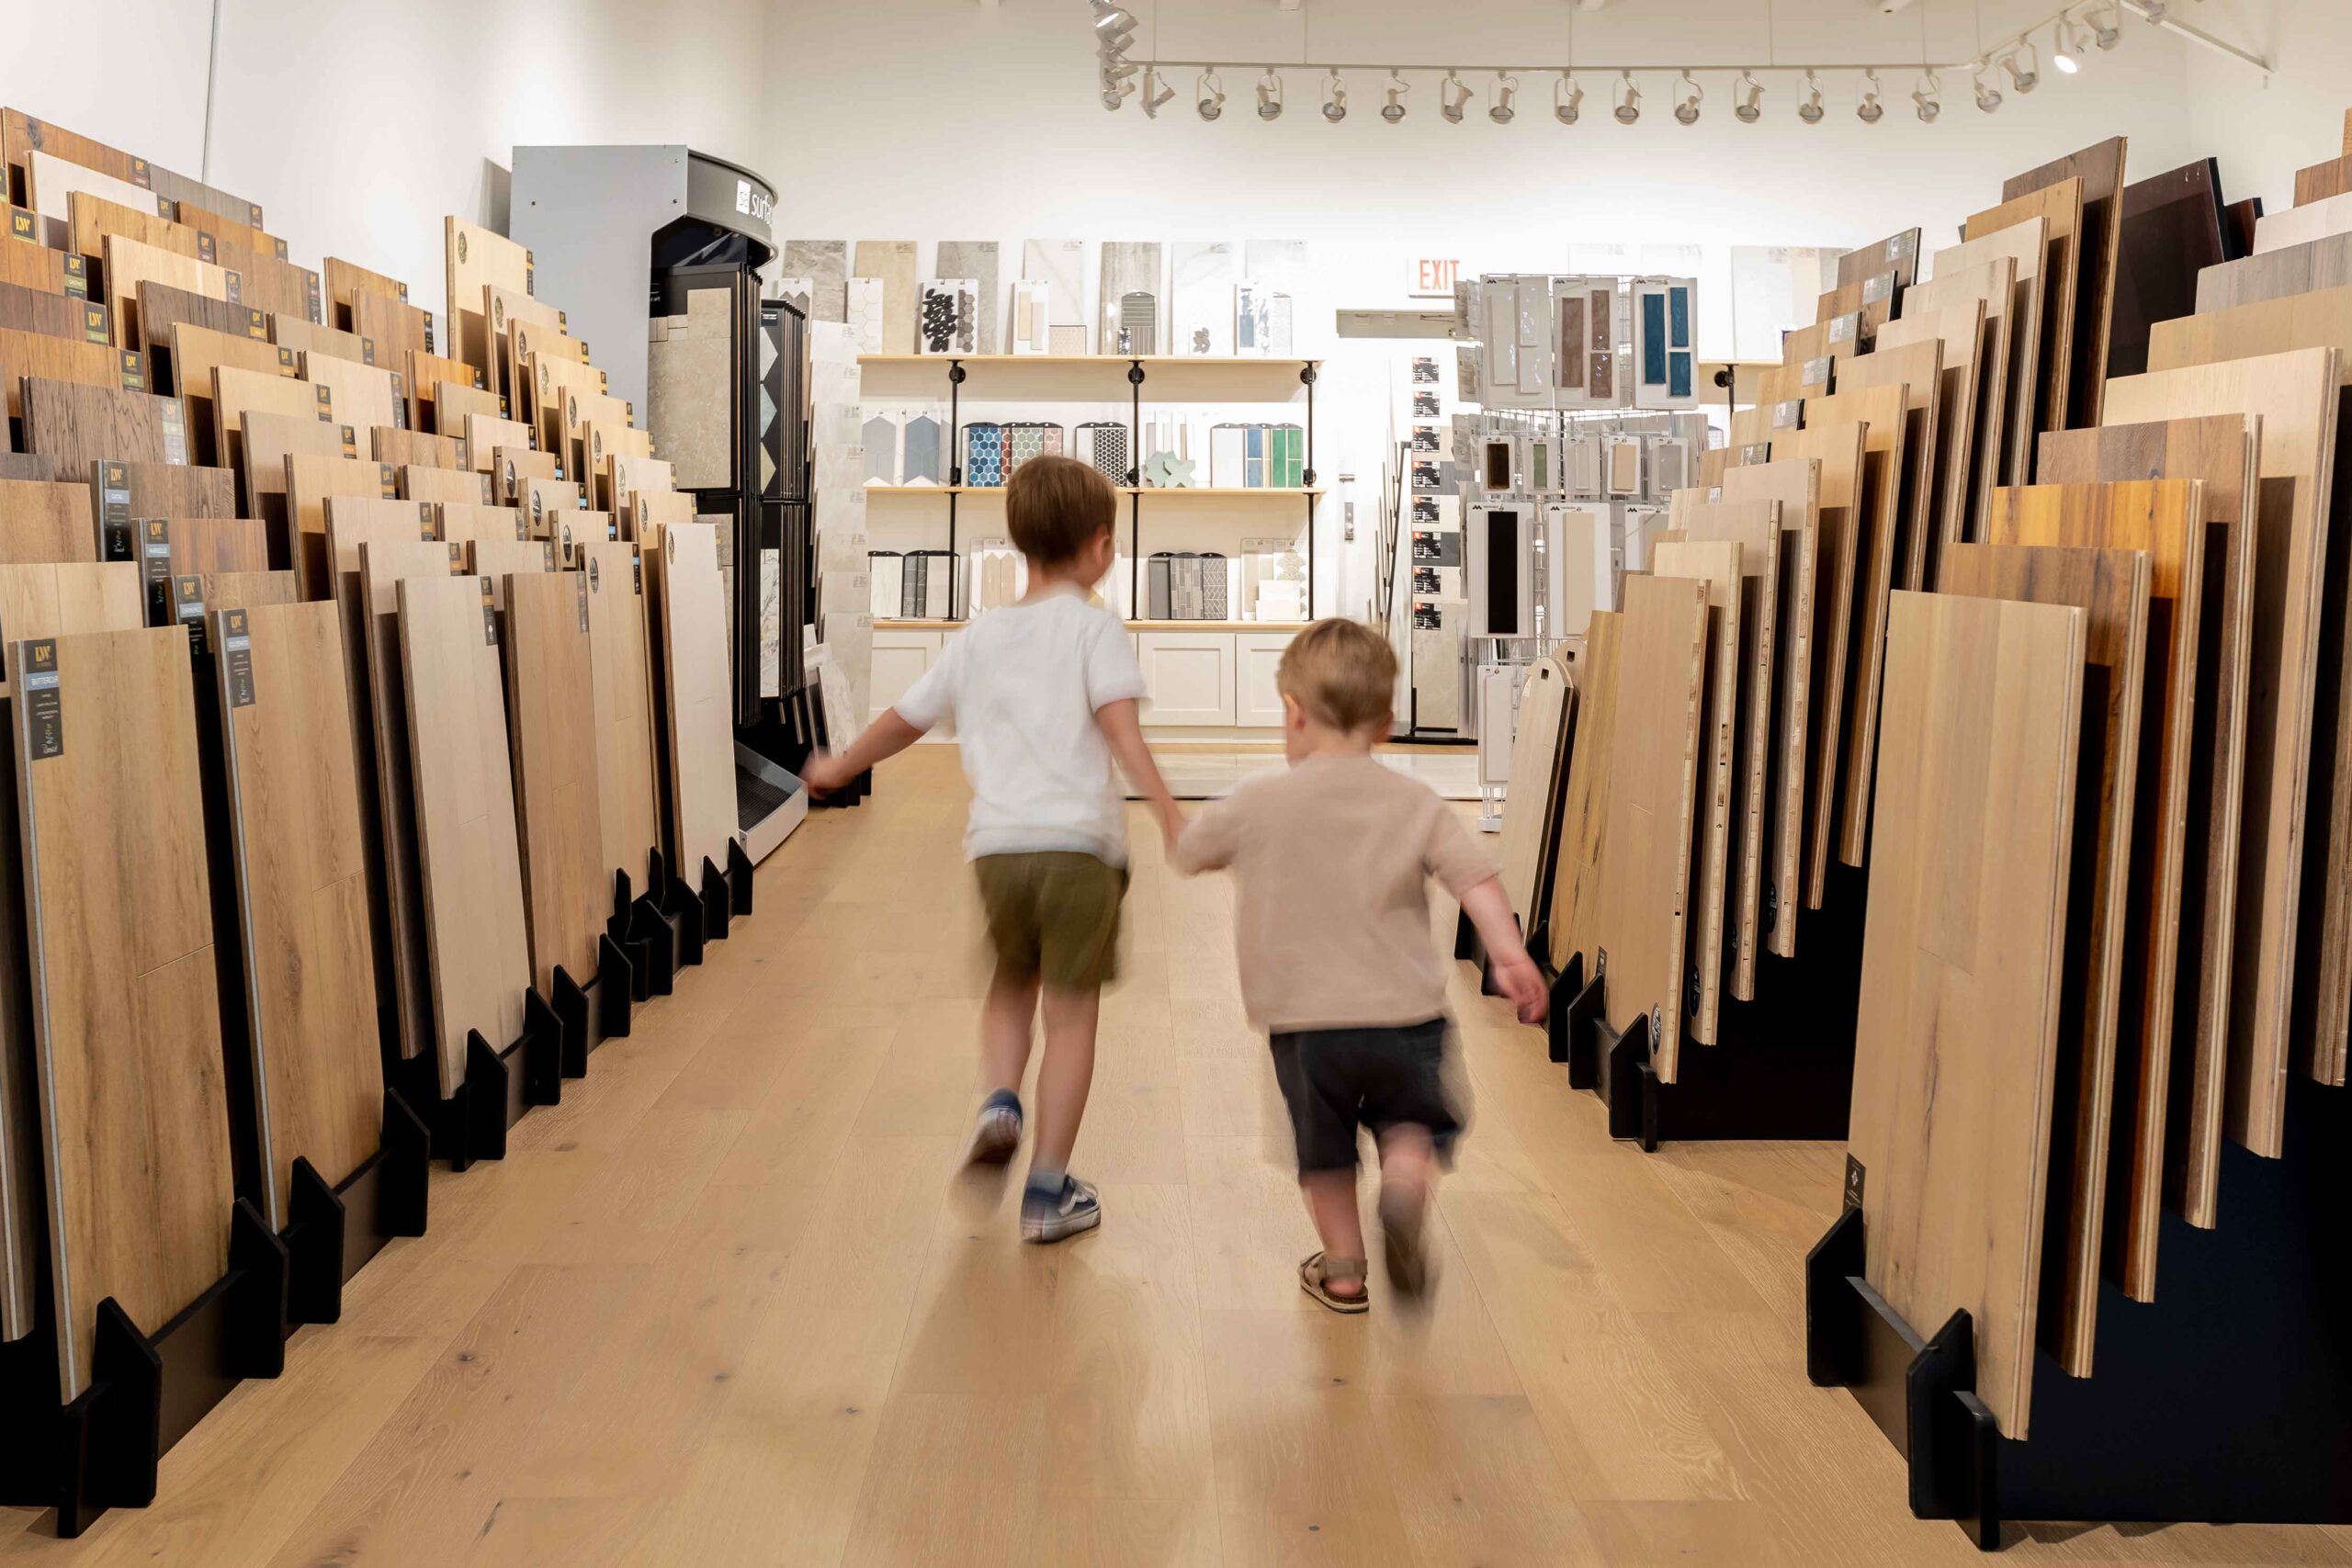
[1170,754,1498,1033]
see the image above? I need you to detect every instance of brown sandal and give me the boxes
[1299,1251,1370,1314]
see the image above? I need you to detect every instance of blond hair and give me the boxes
[1277,617,1396,733]
[1006,454,1118,567]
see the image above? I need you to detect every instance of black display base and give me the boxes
[280,1088,432,1328]
[1805,1072,2352,1550]
[391,1030,513,1171]
[610,863,673,1004]
[650,847,707,970]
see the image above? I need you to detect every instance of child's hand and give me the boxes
[1156,798,1188,849]
[1490,950,1549,1026]
[800,753,850,797]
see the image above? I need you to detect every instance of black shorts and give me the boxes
[1268,1018,1463,1174]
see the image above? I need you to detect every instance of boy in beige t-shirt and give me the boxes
[1170,619,1545,1311]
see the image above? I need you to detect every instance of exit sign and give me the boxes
[1413,258,1461,294]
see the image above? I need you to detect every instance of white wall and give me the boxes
[2184,0,2347,212]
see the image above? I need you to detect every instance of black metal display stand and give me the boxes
[1806,1073,2352,1549]
[280,1089,432,1328]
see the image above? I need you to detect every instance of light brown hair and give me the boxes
[1006,454,1118,567]
[1277,617,1396,733]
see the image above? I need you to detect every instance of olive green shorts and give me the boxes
[974,852,1127,992]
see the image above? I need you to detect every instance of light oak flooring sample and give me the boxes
[401,464,494,508]
[1985,479,2206,1301]
[2253,189,2352,257]
[649,523,741,880]
[375,426,467,474]
[505,446,563,504]
[2109,348,2339,1159]
[1967,178,2084,453]
[355,294,435,413]
[503,571,606,995]
[1939,541,2151,1379]
[325,255,411,331]
[1840,226,1922,290]
[1497,656,1573,941]
[580,539,662,890]
[204,569,299,608]
[1852,589,2086,1441]
[2195,229,2352,312]
[446,217,531,380]
[104,233,237,357]
[17,626,232,1400]
[468,414,536,478]
[165,514,270,577]
[1894,258,2015,543]
[210,599,382,1232]
[470,536,555,607]
[397,570,531,1092]
[0,563,142,694]
[1651,542,1743,1045]
[214,362,332,493]
[1762,422,1865,909]
[302,352,404,442]
[0,323,128,424]
[1594,572,1708,1080]
[271,314,374,369]
[437,502,527,550]
[22,375,190,469]
[1824,337,1941,592]
[286,453,398,594]
[110,458,234,522]
[0,477,98,563]
[1933,219,2047,490]
[1670,505,1784,1001]
[409,351,481,434]
[2036,416,2258,1230]
[1876,299,1987,582]
[1546,614,1620,978]
[2005,138,2126,425]
[170,320,295,462]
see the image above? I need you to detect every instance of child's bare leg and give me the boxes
[981,967,1041,1096]
[1376,1123,1435,1201]
[1375,1124,1437,1299]
[1030,985,1100,1174]
[1301,1169,1367,1298]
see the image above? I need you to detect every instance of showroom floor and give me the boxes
[7,746,2345,1567]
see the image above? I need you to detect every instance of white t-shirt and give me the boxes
[893,588,1148,865]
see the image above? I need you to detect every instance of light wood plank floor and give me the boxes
[4,745,2345,1565]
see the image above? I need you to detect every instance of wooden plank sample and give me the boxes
[0,454,50,482]
[408,352,481,432]
[1985,479,2207,1298]
[0,323,128,421]
[469,536,555,608]
[1815,272,1898,346]
[6,115,149,197]
[605,453,672,514]
[2110,160,2224,380]
[209,599,382,1231]
[2294,153,2352,209]
[22,376,189,469]
[1592,572,1708,1079]
[24,150,157,249]
[627,489,696,541]
[214,362,333,493]
[583,417,652,468]
[103,234,238,356]
[1765,420,1867,908]
[0,277,108,344]
[646,523,741,882]
[501,447,561,506]
[302,353,404,441]
[401,465,494,507]
[1826,339,1941,591]
[1897,257,2016,545]
[396,570,531,1089]
[468,415,536,478]
[1877,297,1987,585]
[435,379,506,434]
[270,314,374,369]
[17,626,232,1399]
[138,280,267,396]
[205,570,299,609]
[0,222,85,298]
[171,321,296,464]
[1496,655,1572,936]
[2197,230,2352,313]
[1934,218,2048,489]
[1545,613,1621,976]
[286,455,399,596]
[1650,542,1742,1044]
[2037,417,2258,1231]
[356,294,435,414]
[1966,179,2084,460]
[1853,589,2085,1441]
[487,284,565,399]
[1840,228,1921,291]
[166,198,278,260]
[2254,190,2352,257]
[165,515,271,577]
[66,189,201,270]
[324,257,410,332]
[374,427,466,473]
[104,459,233,524]
[502,571,605,995]
[198,241,316,326]
[2006,138,2127,425]
[435,502,526,549]
[1939,541,2152,1378]
[0,562,141,695]
[580,539,662,889]
[242,410,357,543]
[445,218,531,379]
[2102,348,2340,1157]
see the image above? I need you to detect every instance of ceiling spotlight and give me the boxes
[1973,58,2003,111]
[1674,69,1702,125]
[1555,71,1583,125]
[1383,70,1410,122]
[2053,12,2084,73]
[2142,0,2166,19]
[1099,60,1137,111]
[1197,68,1225,120]
[1857,68,1883,122]
[1322,68,1347,122]
[1734,70,1762,123]
[1913,70,1941,122]
[1257,67,1283,119]
[2093,2,2122,47]
[1089,2,1136,51]
[1798,69,1825,124]
[1614,70,1641,125]
[1140,64,1175,118]
[2003,39,2041,92]
[1441,70,1472,123]
[1491,72,1519,123]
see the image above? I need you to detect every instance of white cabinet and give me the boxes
[870,628,945,723]
[1136,631,1238,726]
[1233,632,1295,728]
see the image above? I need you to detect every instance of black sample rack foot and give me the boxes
[281,1088,432,1327]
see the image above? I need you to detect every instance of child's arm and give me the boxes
[801,709,926,796]
[1096,696,1186,849]
[1457,875,1549,1025]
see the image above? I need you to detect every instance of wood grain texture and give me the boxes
[469,536,556,608]
[22,375,190,469]
[1497,657,1573,938]
[17,625,232,1400]
[1965,179,2083,460]
[2253,190,2352,257]
[170,201,282,264]
[1839,228,1922,290]
[1826,338,1941,592]
[375,426,466,473]
[401,464,493,507]
[271,313,374,369]
[488,283,565,399]
[2037,417,2259,1230]
[356,294,434,415]
[107,458,233,521]
[66,189,200,271]
[1985,479,2206,1300]
[1874,299,1986,592]
[0,276,107,344]
[446,218,530,380]
[285,454,399,597]
[2006,139,2127,425]
[1762,422,1865,909]
[204,569,299,608]
[302,352,404,443]
[1650,542,1742,1045]
[0,562,140,698]
[579,539,663,889]
[0,477,97,564]
[469,416,537,480]
[1939,541,2151,1378]
[500,446,560,503]
[24,150,157,248]
[407,351,481,434]
[1545,615,1620,977]
[2101,348,2341,1158]
[1852,589,2086,1441]
[435,502,527,550]
[2147,289,2352,1089]
[8,119,147,197]
[242,410,356,540]
[628,490,697,540]
[0,323,128,422]
[0,454,51,481]
[1814,273,1897,346]
[165,515,271,577]
[502,571,606,995]
[436,380,508,434]
[0,227,83,298]
[647,523,741,885]
[2197,230,2352,312]
[209,599,382,1231]
[2294,152,2352,209]
[103,233,236,356]
[1594,572,1708,1080]
[1934,219,2048,490]
[171,321,294,463]
[214,362,332,496]
[139,280,267,400]
[397,570,532,1091]
[324,257,410,333]
[605,452,673,514]
[2109,160,2225,380]
[198,242,316,327]
[1894,257,2015,544]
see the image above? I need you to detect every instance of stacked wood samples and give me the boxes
[436,502,526,549]
[2109,161,2226,380]
[445,217,531,383]
[1826,338,1942,590]
[355,294,434,413]
[285,455,398,595]
[1963,179,2085,460]
[585,417,653,468]
[2198,232,2352,312]
[23,150,155,249]
[1815,272,1898,347]
[396,570,531,1089]
[138,281,268,395]
[2006,139,2128,423]
[1852,589,2086,1440]
[401,466,493,508]
[208,600,382,1231]
[1894,258,2015,538]
[0,278,107,344]
[164,198,276,258]
[16,626,233,1398]
[487,284,564,399]
[270,315,373,369]
[579,538,662,891]
[501,571,605,995]
[2102,347,2342,1158]
[1934,218,2049,488]
[408,354,481,433]
[1841,227,1922,291]
[1765,420,1868,907]
[198,238,316,326]
[2037,422,2257,1236]
[6,115,149,197]
[646,523,741,882]
[374,427,465,473]
[501,446,560,504]
[0,325,128,422]
[1985,479,2208,1298]
[324,257,409,332]
[434,379,505,435]
[214,362,331,495]
[1496,656,1573,935]
[605,453,672,515]
[172,322,295,464]
[0,224,85,298]
[65,191,203,271]
[1592,572,1709,1078]
[22,377,189,468]
[469,415,537,479]
[301,353,404,439]
[2294,149,2352,208]
[469,536,554,607]
[205,571,299,609]
[165,516,272,580]
[243,410,356,544]
[106,458,233,524]
[2253,191,2352,257]
[103,235,239,356]
[1651,541,1743,1044]
[1545,613,1623,976]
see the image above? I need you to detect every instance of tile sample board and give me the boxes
[397,570,531,1090]
[1098,241,1164,355]
[647,523,739,877]
[1650,541,1743,1043]
[853,241,919,355]
[1763,421,1866,908]
[502,571,604,994]
[445,217,529,379]
[2036,417,2258,1231]
[2253,190,2352,258]
[0,478,97,564]
[935,241,1000,354]
[1497,655,1573,940]
[2005,139,2127,425]
[209,599,382,1232]
[1546,612,1621,977]
[1985,479,2207,1299]
[22,376,189,469]
[781,239,847,322]
[1171,242,1237,357]
[2197,230,2352,312]
[16,626,232,1400]
[1939,541,2151,1378]
[1964,179,2084,460]
[1895,258,2016,539]
[1023,239,1087,353]
[2109,160,2225,380]
[1933,219,2047,489]
[581,539,661,888]
[1852,588,2086,1441]
[2101,348,2341,1158]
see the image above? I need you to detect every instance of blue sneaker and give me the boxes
[965,1089,1022,1168]
[1021,1174,1102,1243]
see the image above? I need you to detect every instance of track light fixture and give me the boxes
[1141,64,1175,118]
[1973,58,2003,111]
[1383,70,1409,122]
[1614,70,1640,124]
[1674,69,1702,125]
[1441,70,1472,123]
[1913,70,1941,122]
[1735,70,1762,123]
[2053,12,2084,73]
[2003,39,2041,92]
[1197,68,1225,120]
[1257,67,1283,119]
[2092,2,2122,48]
[1322,68,1347,122]
[2142,0,2166,19]
[1857,68,1884,123]
[1089,2,1136,51]
[1491,72,1519,123]
[1100,62,1137,111]
[1555,71,1583,125]
[1798,69,1824,124]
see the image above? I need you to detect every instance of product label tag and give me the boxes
[1843,1155,1865,1213]
[222,610,255,706]
[22,641,62,760]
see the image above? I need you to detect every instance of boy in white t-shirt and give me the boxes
[803,456,1182,1242]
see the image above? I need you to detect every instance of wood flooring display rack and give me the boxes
[855,354,1322,623]
[0,106,765,1538]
